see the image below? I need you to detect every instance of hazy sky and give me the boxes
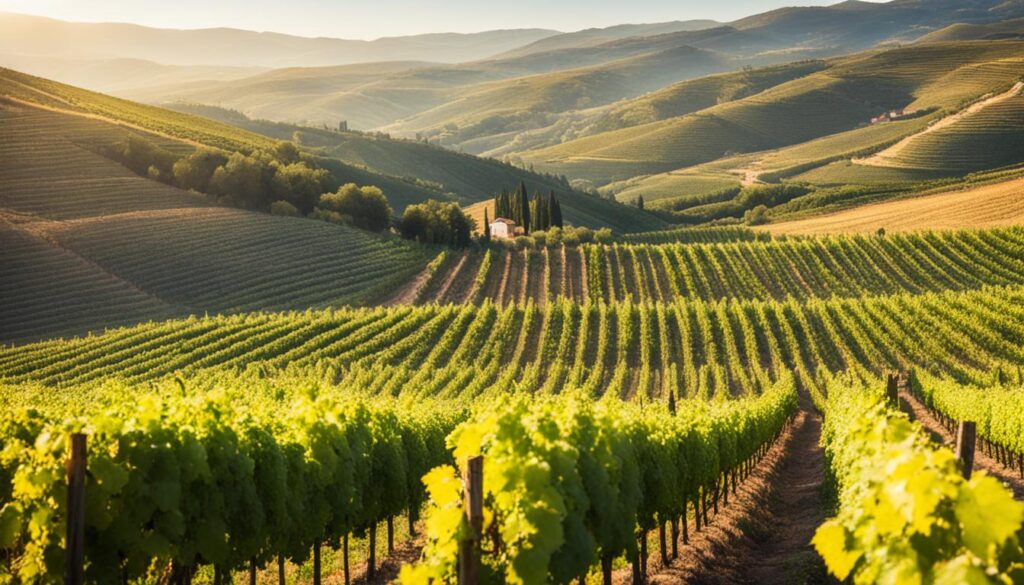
[0,0,869,39]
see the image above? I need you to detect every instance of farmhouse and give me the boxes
[489,218,517,239]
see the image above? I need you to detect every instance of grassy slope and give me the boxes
[763,176,1024,235]
[0,99,432,344]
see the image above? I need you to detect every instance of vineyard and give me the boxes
[5,284,1024,398]
[411,226,1024,305]
[5,20,1024,585]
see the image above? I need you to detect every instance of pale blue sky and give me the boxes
[0,0,874,40]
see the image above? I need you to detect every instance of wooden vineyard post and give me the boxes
[249,558,257,585]
[313,541,321,585]
[277,555,285,585]
[601,553,613,585]
[459,456,483,585]
[343,534,350,585]
[387,515,395,554]
[368,523,377,581]
[667,388,676,415]
[885,373,898,408]
[66,433,86,585]
[956,421,977,480]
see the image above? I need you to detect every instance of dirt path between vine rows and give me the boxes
[900,390,1024,500]
[628,400,831,584]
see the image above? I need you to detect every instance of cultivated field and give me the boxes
[765,178,1024,235]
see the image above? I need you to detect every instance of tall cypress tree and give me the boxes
[495,189,509,219]
[549,191,563,228]
[482,207,491,243]
[516,181,530,233]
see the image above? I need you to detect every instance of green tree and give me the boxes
[272,163,329,214]
[209,152,268,209]
[482,208,491,244]
[400,200,474,248]
[516,182,531,233]
[173,149,228,193]
[273,141,302,164]
[549,191,564,228]
[316,184,393,232]
[270,200,300,217]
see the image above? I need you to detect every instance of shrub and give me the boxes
[744,205,769,225]
[270,200,300,217]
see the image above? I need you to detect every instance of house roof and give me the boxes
[491,218,516,225]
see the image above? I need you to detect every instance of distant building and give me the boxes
[338,120,349,132]
[489,218,516,239]
[871,108,917,124]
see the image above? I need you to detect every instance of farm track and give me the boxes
[900,390,1024,499]
[616,402,828,584]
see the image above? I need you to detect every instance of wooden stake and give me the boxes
[249,558,256,585]
[602,553,613,585]
[278,555,285,585]
[66,433,86,585]
[956,421,977,480]
[368,523,377,581]
[387,515,395,554]
[343,534,350,585]
[313,542,321,585]
[658,519,668,565]
[459,456,484,585]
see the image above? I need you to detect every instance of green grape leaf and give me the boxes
[89,457,129,493]
[813,520,861,580]
[956,474,1024,559]
[934,555,993,585]
[0,503,22,548]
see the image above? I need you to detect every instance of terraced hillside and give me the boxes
[406,227,1024,306]
[857,82,1024,172]
[518,41,1024,187]
[0,102,431,343]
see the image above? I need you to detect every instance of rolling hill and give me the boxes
[97,0,1024,141]
[490,20,722,59]
[517,40,1024,189]
[0,66,667,229]
[0,12,559,68]
[0,100,433,344]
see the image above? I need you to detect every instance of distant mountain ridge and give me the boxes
[0,12,560,67]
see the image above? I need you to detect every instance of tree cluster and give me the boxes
[400,200,475,248]
[493,182,563,233]
[108,136,332,214]
[312,184,393,232]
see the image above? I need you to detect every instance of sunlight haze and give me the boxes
[0,0,875,39]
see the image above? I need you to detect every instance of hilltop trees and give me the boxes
[493,183,564,233]
[314,184,393,232]
[400,200,474,248]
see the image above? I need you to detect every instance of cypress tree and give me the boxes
[516,181,531,233]
[637,195,645,210]
[549,191,563,228]
[482,207,491,243]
